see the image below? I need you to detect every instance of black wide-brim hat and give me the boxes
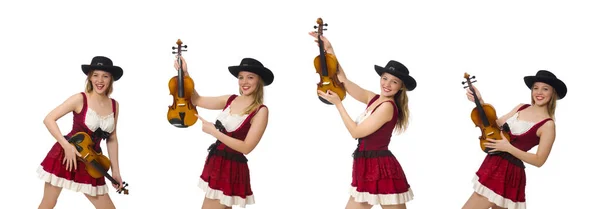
[228,58,274,86]
[374,60,416,91]
[81,56,123,81]
[524,70,567,99]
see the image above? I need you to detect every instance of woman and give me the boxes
[174,55,273,209]
[37,56,126,209]
[310,32,415,209]
[461,70,567,209]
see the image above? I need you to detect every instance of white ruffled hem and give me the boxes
[349,186,414,205]
[198,178,255,208]
[36,166,109,196]
[472,175,526,209]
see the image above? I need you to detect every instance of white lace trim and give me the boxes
[36,166,109,196]
[472,175,526,209]
[349,186,413,205]
[198,178,255,208]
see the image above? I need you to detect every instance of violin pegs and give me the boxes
[324,23,328,26]
[172,46,176,50]
[313,25,317,29]
[472,80,477,83]
[172,52,177,54]
[183,45,188,48]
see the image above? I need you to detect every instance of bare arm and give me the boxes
[507,120,556,167]
[336,63,377,105]
[107,101,121,175]
[334,101,393,139]
[190,89,232,110]
[212,107,268,154]
[43,93,83,148]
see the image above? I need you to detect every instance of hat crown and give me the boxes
[240,58,263,68]
[384,60,409,75]
[90,56,114,66]
[535,70,556,79]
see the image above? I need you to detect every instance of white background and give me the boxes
[1,0,598,208]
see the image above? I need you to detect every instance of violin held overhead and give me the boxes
[313,17,346,105]
[68,132,129,195]
[462,72,511,155]
[168,39,198,128]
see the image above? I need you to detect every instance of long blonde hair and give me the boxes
[393,84,409,134]
[84,70,114,96]
[239,77,265,115]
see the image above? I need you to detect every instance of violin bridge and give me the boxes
[486,132,495,136]
[322,81,330,85]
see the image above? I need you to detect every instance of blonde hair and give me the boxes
[85,70,114,96]
[393,84,409,134]
[239,77,265,114]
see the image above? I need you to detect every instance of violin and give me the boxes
[313,17,346,105]
[462,73,511,154]
[168,39,198,128]
[68,132,129,194]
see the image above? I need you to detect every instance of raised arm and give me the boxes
[309,32,375,104]
[335,63,377,105]
[174,56,232,110]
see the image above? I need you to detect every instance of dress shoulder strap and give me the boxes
[366,95,380,108]
[518,104,531,111]
[223,94,238,111]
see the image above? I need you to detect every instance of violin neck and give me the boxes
[177,54,185,98]
[470,85,491,127]
[317,35,329,76]
[89,160,119,186]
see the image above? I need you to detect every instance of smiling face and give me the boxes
[238,71,262,96]
[86,70,114,96]
[530,81,555,106]
[380,72,404,97]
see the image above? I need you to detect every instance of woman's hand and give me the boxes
[195,114,219,136]
[62,144,81,172]
[466,85,484,104]
[309,31,335,54]
[484,132,514,153]
[111,173,124,190]
[173,55,189,76]
[317,90,342,105]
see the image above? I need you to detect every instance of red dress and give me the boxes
[350,95,413,205]
[198,95,266,208]
[472,104,553,209]
[37,92,116,196]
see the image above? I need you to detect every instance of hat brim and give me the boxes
[228,65,274,86]
[82,65,123,81]
[524,76,567,99]
[374,65,416,91]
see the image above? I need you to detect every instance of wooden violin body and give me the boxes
[68,132,129,195]
[313,18,346,105]
[462,73,511,154]
[167,39,198,128]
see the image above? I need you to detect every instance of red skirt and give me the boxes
[473,154,526,209]
[37,142,108,196]
[350,151,413,205]
[199,148,254,208]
